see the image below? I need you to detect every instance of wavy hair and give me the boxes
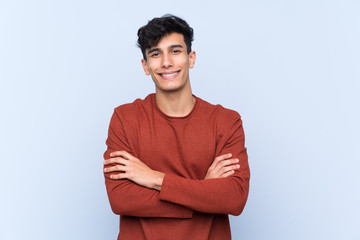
[137,14,194,60]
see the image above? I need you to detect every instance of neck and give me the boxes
[155,84,195,117]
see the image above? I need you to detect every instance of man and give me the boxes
[103,15,250,240]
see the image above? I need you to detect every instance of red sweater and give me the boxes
[104,94,250,240]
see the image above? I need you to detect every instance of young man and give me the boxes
[103,15,250,240]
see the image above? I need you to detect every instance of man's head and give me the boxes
[137,14,194,61]
[138,15,196,94]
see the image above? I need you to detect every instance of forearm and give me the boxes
[158,170,250,216]
[104,149,192,218]
[105,178,193,218]
[158,118,250,216]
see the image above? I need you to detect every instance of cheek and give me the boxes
[183,58,191,68]
[182,60,190,71]
[147,62,159,74]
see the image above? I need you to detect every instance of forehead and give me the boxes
[147,32,187,52]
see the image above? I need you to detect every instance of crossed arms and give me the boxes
[104,151,239,190]
[103,110,250,218]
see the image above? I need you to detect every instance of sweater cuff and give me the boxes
[159,174,186,205]
[159,174,194,218]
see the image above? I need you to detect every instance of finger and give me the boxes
[212,158,238,173]
[213,153,232,165]
[104,157,128,165]
[220,170,235,178]
[104,164,126,173]
[110,173,127,180]
[110,151,133,159]
[218,164,240,175]
[218,158,239,168]
[208,154,230,170]
[109,151,124,157]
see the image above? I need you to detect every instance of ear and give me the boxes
[189,51,196,69]
[141,59,150,75]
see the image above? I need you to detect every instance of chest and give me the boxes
[129,119,217,179]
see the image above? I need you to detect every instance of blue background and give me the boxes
[1,0,359,239]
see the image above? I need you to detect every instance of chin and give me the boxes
[156,83,184,93]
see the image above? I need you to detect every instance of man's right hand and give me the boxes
[204,153,240,179]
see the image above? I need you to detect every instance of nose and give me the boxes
[161,53,173,68]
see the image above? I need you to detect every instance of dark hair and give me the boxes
[137,14,194,60]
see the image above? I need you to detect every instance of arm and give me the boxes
[104,110,193,218]
[158,114,250,216]
[105,152,239,190]
[106,113,250,216]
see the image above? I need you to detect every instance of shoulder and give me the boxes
[196,97,245,141]
[196,96,244,137]
[196,96,241,123]
[114,94,153,113]
[112,94,154,123]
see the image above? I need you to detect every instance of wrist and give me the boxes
[153,171,165,191]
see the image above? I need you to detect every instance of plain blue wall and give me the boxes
[1,0,359,239]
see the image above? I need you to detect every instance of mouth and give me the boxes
[158,70,180,79]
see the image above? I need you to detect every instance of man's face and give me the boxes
[141,32,196,93]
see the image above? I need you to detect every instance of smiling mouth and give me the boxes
[158,70,180,79]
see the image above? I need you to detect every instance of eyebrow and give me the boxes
[147,48,161,55]
[169,44,184,49]
[147,44,184,55]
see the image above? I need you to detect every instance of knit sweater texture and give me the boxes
[104,93,250,240]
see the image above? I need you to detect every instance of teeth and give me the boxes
[161,72,177,77]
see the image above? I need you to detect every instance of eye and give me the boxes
[172,49,181,54]
[151,52,160,57]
